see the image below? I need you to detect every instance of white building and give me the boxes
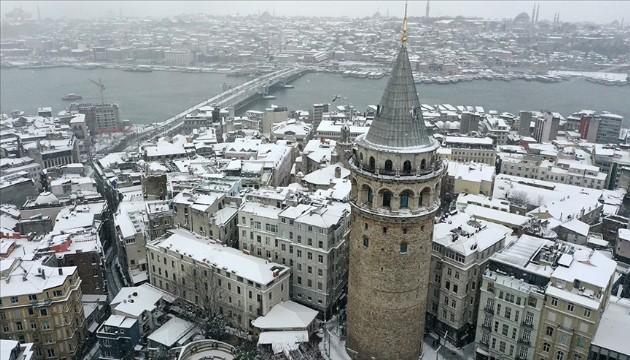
[146,229,291,332]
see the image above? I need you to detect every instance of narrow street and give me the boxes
[104,246,124,300]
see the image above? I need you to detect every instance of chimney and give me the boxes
[335,166,342,178]
[58,268,63,275]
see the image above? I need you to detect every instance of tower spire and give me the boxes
[401,2,408,43]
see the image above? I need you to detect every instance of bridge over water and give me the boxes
[106,66,306,152]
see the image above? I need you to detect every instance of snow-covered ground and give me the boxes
[549,70,628,81]
[318,316,475,360]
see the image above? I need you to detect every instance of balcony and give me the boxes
[522,320,533,328]
[482,322,491,330]
[484,306,494,314]
[518,338,531,346]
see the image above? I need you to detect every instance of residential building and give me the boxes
[146,229,290,333]
[71,103,122,135]
[427,212,513,347]
[441,136,496,166]
[0,259,86,360]
[588,296,630,360]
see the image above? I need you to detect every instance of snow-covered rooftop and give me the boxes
[251,300,318,330]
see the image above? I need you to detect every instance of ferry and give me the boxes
[62,93,82,101]
[124,65,153,73]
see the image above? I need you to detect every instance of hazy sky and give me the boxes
[1,1,628,24]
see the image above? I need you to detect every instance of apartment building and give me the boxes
[440,136,496,166]
[172,189,238,246]
[474,235,556,360]
[146,229,290,332]
[238,199,350,315]
[500,154,607,189]
[0,259,86,360]
[481,117,510,146]
[427,212,513,347]
[534,246,616,360]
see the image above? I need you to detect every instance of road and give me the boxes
[104,246,124,300]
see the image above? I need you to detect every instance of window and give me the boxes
[557,351,565,360]
[400,191,410,208]
[40,309,48,316]
[400,242,408,254]
[318,268,323,277]
[583,309,591,317]
[363,236,369,248]
[384,160,393,172]
[382,191,392,208]
[504,307,511,319]
[445,281,450,290]
[546,326,554,336]
[308,252,313,260]
[10,296,18,304]
[15,321,23,331]
[453,284,458,294]
[567,303,574,312]
[502,324,509,336]
[551,297,558,306]
[318,255,323,263]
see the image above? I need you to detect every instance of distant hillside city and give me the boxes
[1,3,629,360]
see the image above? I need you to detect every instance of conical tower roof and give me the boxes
[362,44,432,150]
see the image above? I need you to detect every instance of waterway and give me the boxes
[1,67,629,126]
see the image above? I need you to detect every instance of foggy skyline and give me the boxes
[1,1,628,24]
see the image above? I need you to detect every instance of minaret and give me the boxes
[426,0,430,18]
[532,3,536,23]
[346,3,446,359]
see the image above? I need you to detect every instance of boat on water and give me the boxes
[282,84,294,88]
[62,93,82,101]
[262,95,276,99]
[124,66,152,73]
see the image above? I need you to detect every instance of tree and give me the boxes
[151,346,170,360]
[507,189,531,207]
[235,341,259,360]
[204,312,227,341]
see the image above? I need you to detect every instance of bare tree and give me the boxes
[507,189,531,207]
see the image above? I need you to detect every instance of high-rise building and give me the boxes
[346,12,447,359]
[71,103,122,135]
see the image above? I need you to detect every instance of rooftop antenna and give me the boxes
[426,0,430,18]
[532,3,536,23]
[401,1,408,44]
[535,4,540,23]
[37,5,41,21]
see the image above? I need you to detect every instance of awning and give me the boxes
[476,348,489,356]
[88,322,99,333]
[258,330,308,354]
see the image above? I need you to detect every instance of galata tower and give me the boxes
[346,5,447,359]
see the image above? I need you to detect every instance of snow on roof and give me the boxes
[302,163,350,186]
[0,260,76,297]
[444,136,493,145]
[618,229,630,242]
[448,162,495,183]
[152,229,289,285]
[110,284,168,318]
[552,247,616,290]
[257,330,309,354]
[592,296,630,354]
[147,316,197,347]
[558,218,589,236]
[433,212,511,256]
[102,314,137,329]
[464,204,529,227]
[240,201,282,220]
[491,235,555,277]
[252,301,318,330]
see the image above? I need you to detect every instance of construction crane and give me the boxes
[88,78,105,104]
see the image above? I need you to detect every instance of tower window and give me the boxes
[382,191,392,208]
[383,227,387,234]
[421,159,427,169]
[363,236,369,248]
[369,157,375,171]
[364,223,368,230]
[403,160,412,174]
[384,160,393,172]
[400,242,408,254]
[403,228,408,234]
[400,191,411,209]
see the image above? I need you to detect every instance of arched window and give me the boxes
[369,156,375,171]
[363,236,369,248]
[420,187,431,207]
[382,191,392,208]
[421,159,427,170]
[400,191,410,208]
[367,187,373,204]
[360,153,363,164]
[385,160,393,172]
[403,160,412,174]
[400,242,408,254]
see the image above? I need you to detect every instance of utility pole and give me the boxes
[435,331,448,360]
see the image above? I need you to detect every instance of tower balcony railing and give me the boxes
[351,157,446,180]
[352,200,440,217]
